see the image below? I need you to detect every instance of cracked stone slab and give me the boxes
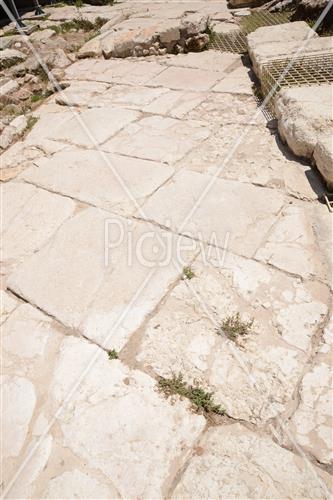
[149,66,222,91]
[171,424,332,499]
[185,92,266,126]
[285,317,333,465]
[140,169,285,258]
[136,253,329,423]
[65,59,165,85]
[48,336,206,499]
[1,182,75,269]
[25,106,140,148]
[176,123,321,200]
[54,80,109,108]
[161,50,241,72]
[0,290,18,325]
[58,83,169,110]
[142,89,207,118]
[104,115,210,163]
[42,469,119,499]
[212,65,255,95]
[20,149,174,216]
[255,202,332,283]
[2,375,36,460]
[8,207,196,350]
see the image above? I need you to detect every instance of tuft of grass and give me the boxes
[158,373,225,416]
[108,349,119,360]
[182,266,195,280]
[216,313,253,341]
[26,116,38,132]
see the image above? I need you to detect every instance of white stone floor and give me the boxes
[1,3,333,498]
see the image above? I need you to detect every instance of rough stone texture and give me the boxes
[314,134,333,189]
[0,49,26,70]
[104,115,210,163]
[1,182,75,268]
[172,424,332,498]
[275,85,333,187]
[286,318,333,465]
[140,169,285,258]
[46,336,206,499]
[25,106,140,148]
[8,208,196,349]
[2,2,333,497]
[255,203,331,283]
[136,254,329,423]
[20,149,174,215]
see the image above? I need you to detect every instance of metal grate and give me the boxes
[209,31,247,54]
[261,54,333,100]
[209,11,291,54]
[239,10,292,34]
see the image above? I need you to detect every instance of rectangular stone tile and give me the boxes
[1,182,75,268]
[26,106,140,148]
[103,115,210,163]
[20,149,174,216]
[8,207,196,349]
[65,59,165,85]
[163,51,241,72]
[143,89,207,118]
[140,169,285,258]
[212,65,254,95]
[149,66,222,91]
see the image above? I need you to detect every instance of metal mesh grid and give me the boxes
[239,10,291,34]
[261,54,333,99]
[209,31,247,54]
[209,11,292,54]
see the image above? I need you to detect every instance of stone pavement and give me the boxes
[1,1,332,498]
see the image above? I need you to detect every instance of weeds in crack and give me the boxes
[216,313,253,342]
[26,116,39,132]
[108,349,119,360]
[158,373,225,416]
[182,266,195,280]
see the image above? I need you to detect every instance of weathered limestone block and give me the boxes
[247,21,318,77]
[180,13,209,35]
[275,84,333,187]
[100,11,127,32]
[172,424,332,498]
[314,134,333,189]
[0,48,26,70]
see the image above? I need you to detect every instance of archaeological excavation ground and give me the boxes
[1,0,333,497]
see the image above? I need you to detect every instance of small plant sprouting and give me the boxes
[182,266,195,280]
[158,373,225,416]
[26,116,38,132]
[217,313,254,341]
[108,349,119,360]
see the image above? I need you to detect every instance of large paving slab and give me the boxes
[149,65,222,91]
[255,202,332,283]
[7,207,196,350]
[104,115,210,163]
[65,59,166,85]
[25,106,140,149]
[285,317,333,465]
[20,149,174,216]
[1,182,75,270]
[171,424,332,498]
[135,253,329,423]
[176,122,324,200]
[139,169,285,258]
